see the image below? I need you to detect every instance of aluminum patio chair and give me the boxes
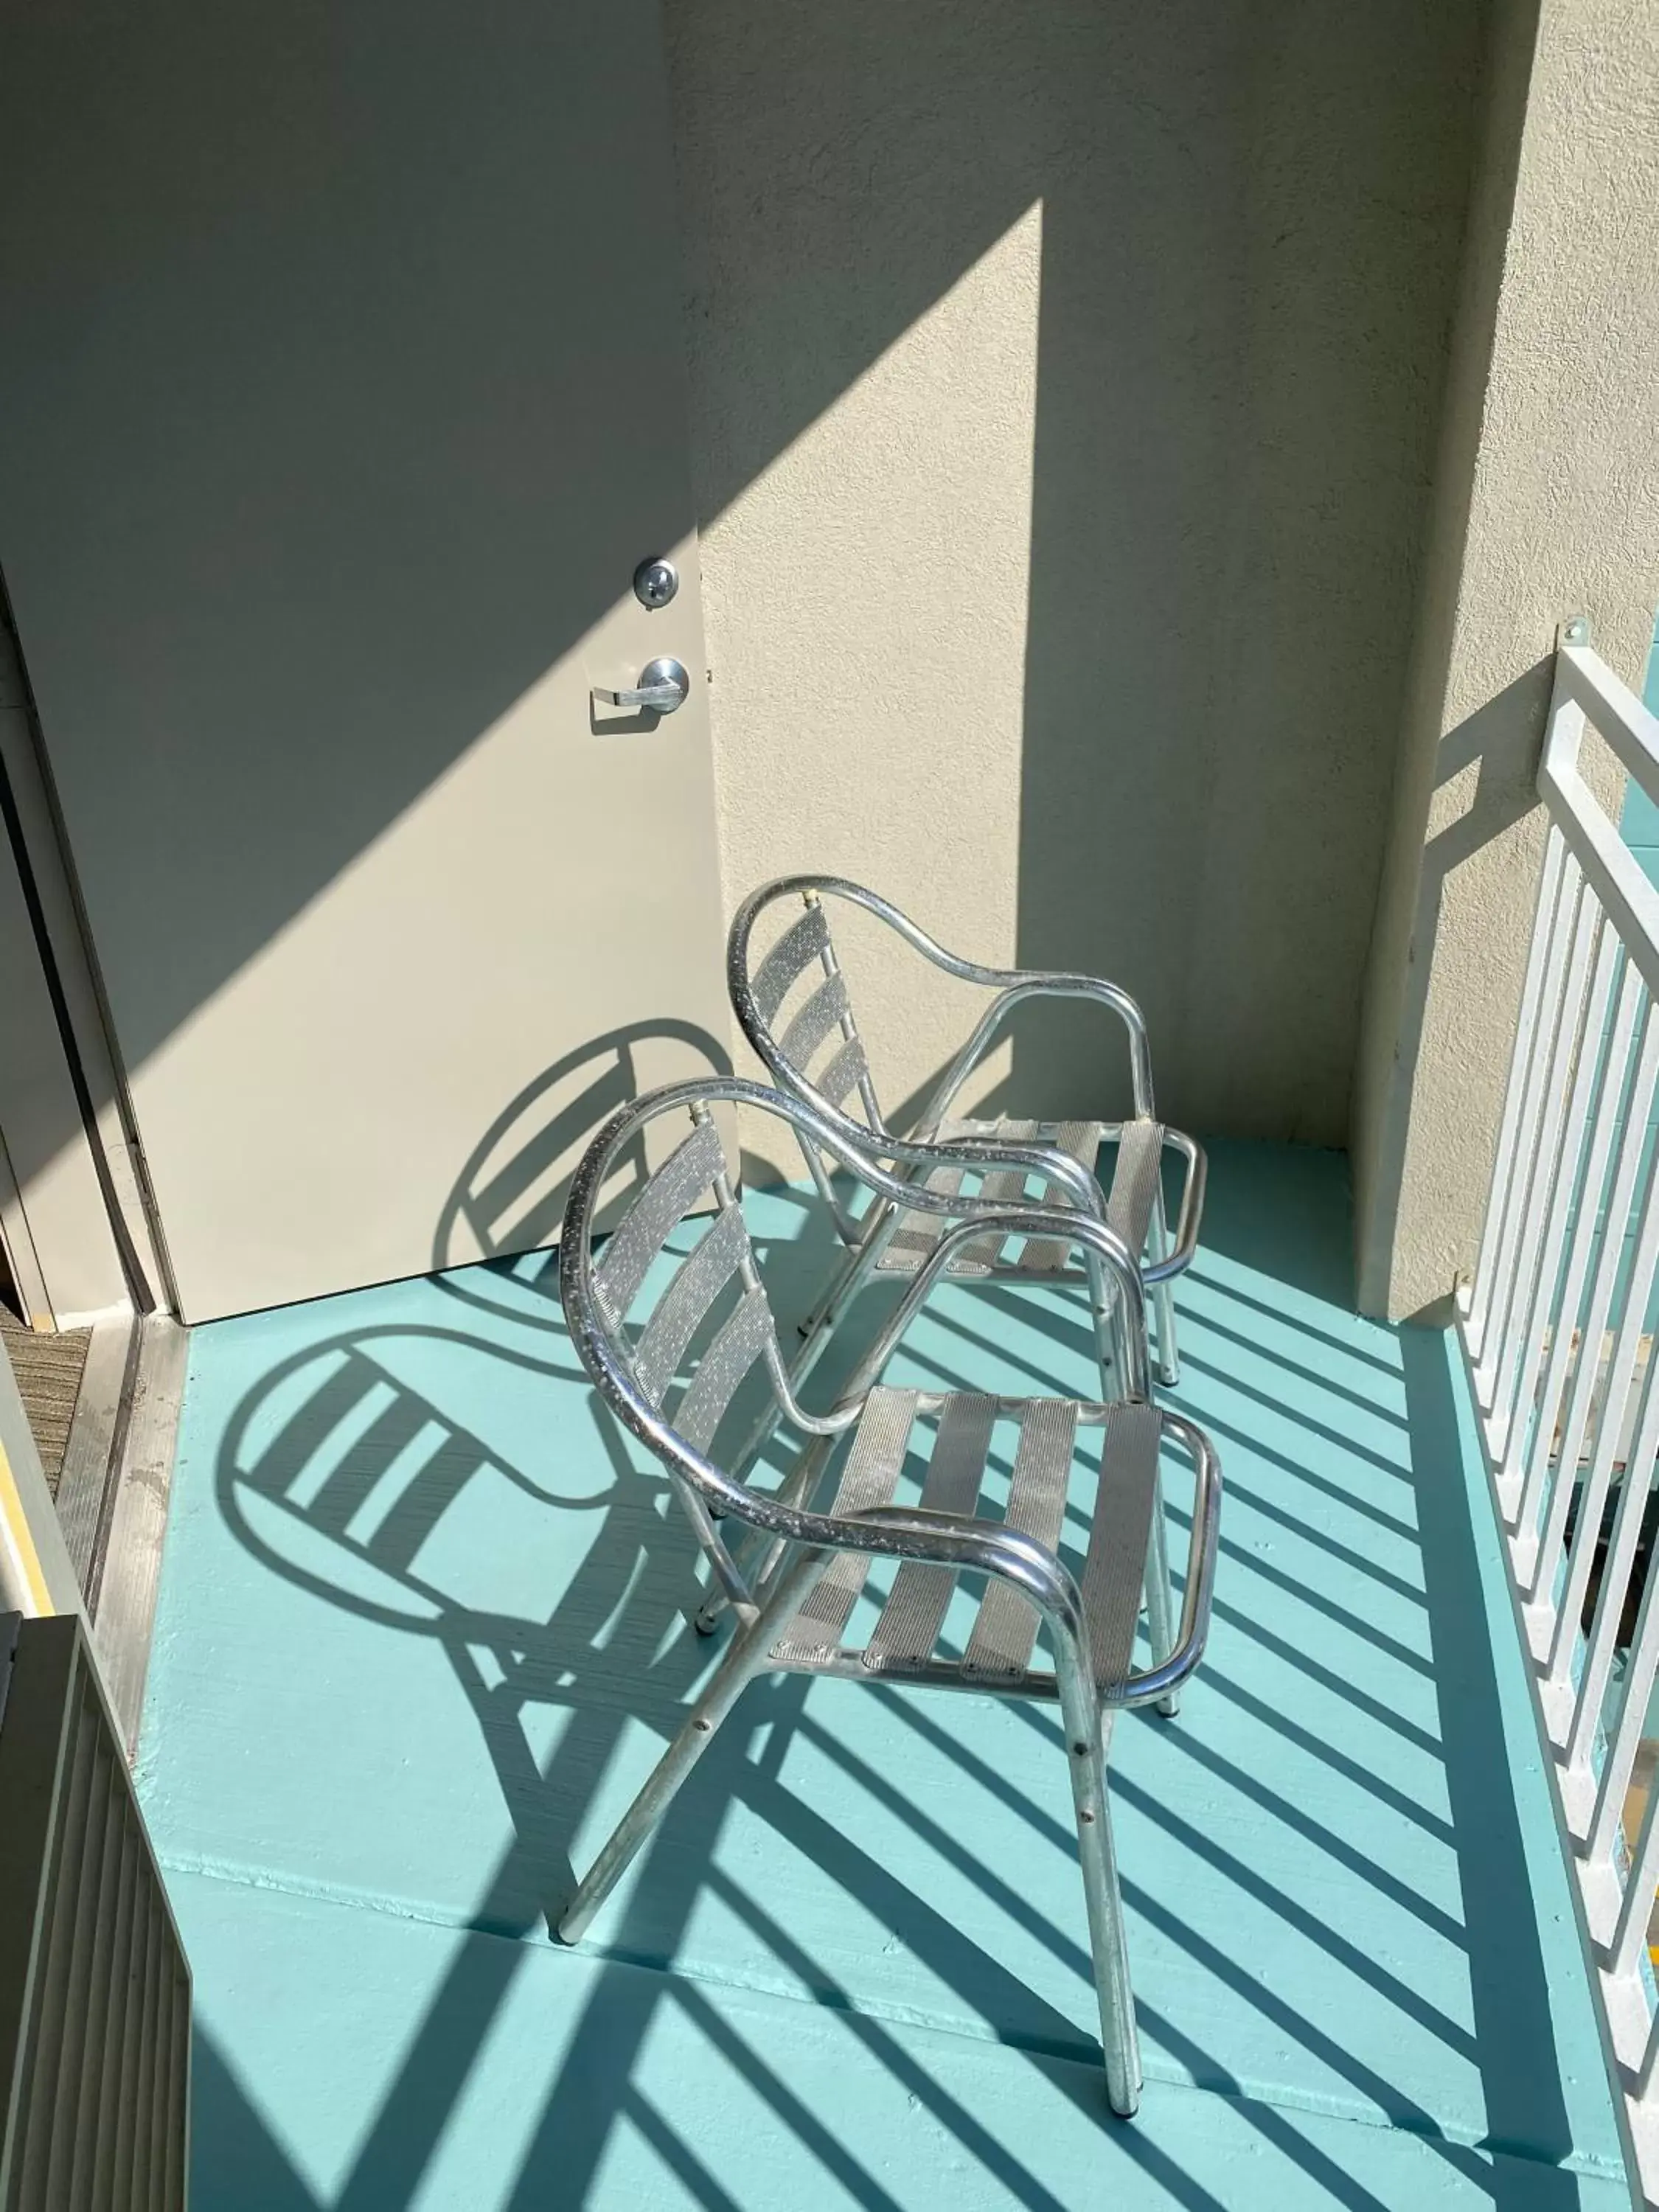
[726,877,1205,1401]
[556,1076,1222,2117]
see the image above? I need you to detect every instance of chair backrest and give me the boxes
[582,1105,787,1464]
[561,1079,877,1531]
[733,884,892,1140]
[563,1076,1153,1534]
[729,875,1158,1142]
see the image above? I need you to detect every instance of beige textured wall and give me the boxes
[666,0,1486,1176]
[1354,0,1659,1321]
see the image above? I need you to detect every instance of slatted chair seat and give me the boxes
[874,1116,1166,1281]
[772,1386,1160,1701]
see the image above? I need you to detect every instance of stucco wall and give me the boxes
[665,0,1486,1172]
[1354,0,1659,1321]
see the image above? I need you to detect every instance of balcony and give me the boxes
[0,0,1652,2197]
[133,1140,1628,2209]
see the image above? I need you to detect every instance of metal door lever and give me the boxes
[593,657,689,714]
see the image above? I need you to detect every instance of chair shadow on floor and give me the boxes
[428,1019,735,1331]
[200,1152,1591,2211]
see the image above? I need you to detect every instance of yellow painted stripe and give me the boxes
[0,1439,55,1614]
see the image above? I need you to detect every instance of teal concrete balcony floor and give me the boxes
[133,1144,1628,2209]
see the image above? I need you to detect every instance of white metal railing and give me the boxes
[1459,626,1659,2198]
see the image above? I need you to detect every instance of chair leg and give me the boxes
[1152,1278,1179,1390]
[696,1438,835,1635]
[1149,1181,1179,1388]
[795,1217,885,1345]
[1084,1252,1120,1402]
[796,1245,855,1342]
[1069,1722,1142,2116]
[560,1546,830,1942]
[695,1520,780,1635]
[672,1471,754,1632]
[1142,1464,1179,1719]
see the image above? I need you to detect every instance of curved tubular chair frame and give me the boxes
[557,1075,1222,2117]
[726,876,1204,1394]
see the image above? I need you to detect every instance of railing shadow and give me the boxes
[1397,1324,1576,2175]
[192,2034,321,2212]
[198,1145,1593,2208]
[428,1020,733,1329]
[208,1318,1121,2208]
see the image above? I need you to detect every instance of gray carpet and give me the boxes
[2,1308,91,1495]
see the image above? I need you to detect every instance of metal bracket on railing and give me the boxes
[1557,613,1591,650]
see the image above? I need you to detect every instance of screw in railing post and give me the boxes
[1559,613,1591,648]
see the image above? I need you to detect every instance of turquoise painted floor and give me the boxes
[136,1145,1630,2209]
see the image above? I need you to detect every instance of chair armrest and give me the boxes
[910,973,1156,1133]
[789,1124,1105,1261]
[839,1414,1221,1712]
[880,1130,1107,1219]
[1116,1410,1221,1708]
[892,1121,1203,1287]
[830,1208,1151,1416]
[1143,1129,1206,1285]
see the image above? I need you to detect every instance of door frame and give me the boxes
[0,577,173,1328]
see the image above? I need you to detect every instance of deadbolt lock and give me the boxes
[633,557,679,611]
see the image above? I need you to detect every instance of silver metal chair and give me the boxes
[556,1076,1222,2117]
[727,877,1205,1399]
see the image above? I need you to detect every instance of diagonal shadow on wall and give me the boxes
[0,0,1491,1263]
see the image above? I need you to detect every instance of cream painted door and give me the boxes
[0,1,733,1321]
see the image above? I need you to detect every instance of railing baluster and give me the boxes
[1588,1508,1659,1865]
[1475,851,1585,1413]
[1476,857,1585,1415]
[1495,914,1619,1490]
[1469,827,1571,1363]
[1515,955,1645,1548]
[1567,1341,1659,1772]
[1528,1003,1659,1599]
[1613,1765,1659,1982]
[1486,882,1599,1458]
[1545,1144,1659,1683]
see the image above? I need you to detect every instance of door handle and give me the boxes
[593,657,690,715]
